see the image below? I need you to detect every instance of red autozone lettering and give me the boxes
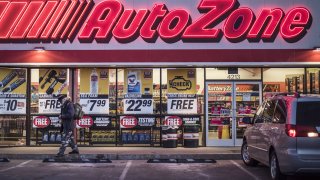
[0,0,312,43]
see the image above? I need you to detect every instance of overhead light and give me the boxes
[34,47,45,52]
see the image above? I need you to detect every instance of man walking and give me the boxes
[56,95,79,157]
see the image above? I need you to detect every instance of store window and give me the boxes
[206,68,261,80]
[0,67,27,146]
[77,68,117,145]
[117,68,161,145]
[30,68,70,145]
[161,68,204,146]
[263,68,305,97]
[306,68,320,94]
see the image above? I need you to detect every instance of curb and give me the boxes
[1,153,241,160]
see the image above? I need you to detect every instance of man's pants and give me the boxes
[58,130,78,154]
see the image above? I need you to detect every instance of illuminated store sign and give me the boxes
[0,0,312,43]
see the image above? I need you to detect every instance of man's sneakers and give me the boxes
[68,150,79,154]
[55,153,64,158]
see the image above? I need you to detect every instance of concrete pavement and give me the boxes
[0,146,241,160]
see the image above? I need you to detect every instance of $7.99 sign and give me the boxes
[123,98,153,114]
[80,98,109,114]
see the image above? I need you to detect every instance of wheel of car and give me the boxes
[270,151,286,180]
[241,141,258,166]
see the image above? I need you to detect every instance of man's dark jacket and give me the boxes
[60,100,75,132]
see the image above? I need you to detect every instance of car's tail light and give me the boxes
[285,124,319,137]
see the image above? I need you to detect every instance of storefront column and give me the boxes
[71,68,77,143]
[26,68,31,146]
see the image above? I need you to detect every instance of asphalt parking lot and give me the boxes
[0,159,319,180]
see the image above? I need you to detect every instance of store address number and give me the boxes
[227,74,241,79]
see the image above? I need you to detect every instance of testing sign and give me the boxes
[167,94,197,114]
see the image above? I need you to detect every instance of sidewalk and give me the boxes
[0,146,241,160]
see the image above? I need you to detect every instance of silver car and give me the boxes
[241,94,320,180]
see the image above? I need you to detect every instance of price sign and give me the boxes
[123,99,153,114]
[80,94,109,114]
[38,94,62,114]
[0,94,26,114]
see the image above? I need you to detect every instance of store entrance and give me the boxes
[206,81,262,146]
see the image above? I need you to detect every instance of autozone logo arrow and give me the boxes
[0,0,312,43]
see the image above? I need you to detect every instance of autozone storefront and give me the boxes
[0,0,320,147]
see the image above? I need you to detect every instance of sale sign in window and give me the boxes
[123,94,153,114]
[0,68,27,114]
[38,69,68,114]
[79,68,110,114]
[167,94,197,114]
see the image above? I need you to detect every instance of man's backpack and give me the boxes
[74,103,84,120]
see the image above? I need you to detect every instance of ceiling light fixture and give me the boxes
[34,47,45,52]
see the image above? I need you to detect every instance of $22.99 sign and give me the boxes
[123,99,153,114]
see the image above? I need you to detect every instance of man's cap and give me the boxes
[57,94,67,102]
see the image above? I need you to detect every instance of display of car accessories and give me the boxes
[40,69,67,95]
[1,78,26,93]
[0,70,17,88]
[54,81,68,96]
[49,132,56,142]
[42,132,49,142]
[91,131,116,142]
[40,70,57,89]
[41,131,62,143]
[55,132,62,142]
[121,131,151,143]
[39,69,50,84]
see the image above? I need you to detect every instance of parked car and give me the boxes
[241,93,320,180]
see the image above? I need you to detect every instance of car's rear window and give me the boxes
[297,102,320,126]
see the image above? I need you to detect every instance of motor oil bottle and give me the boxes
[90,68,98,94]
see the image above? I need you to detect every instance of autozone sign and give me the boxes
[0,0,314,44]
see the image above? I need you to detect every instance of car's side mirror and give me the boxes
[242,117,253,124]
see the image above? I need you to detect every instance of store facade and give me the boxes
[0,0,320,147]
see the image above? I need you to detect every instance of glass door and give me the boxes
[206,82,234,146]
[234,82,262,146]
[206,81,262,146]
